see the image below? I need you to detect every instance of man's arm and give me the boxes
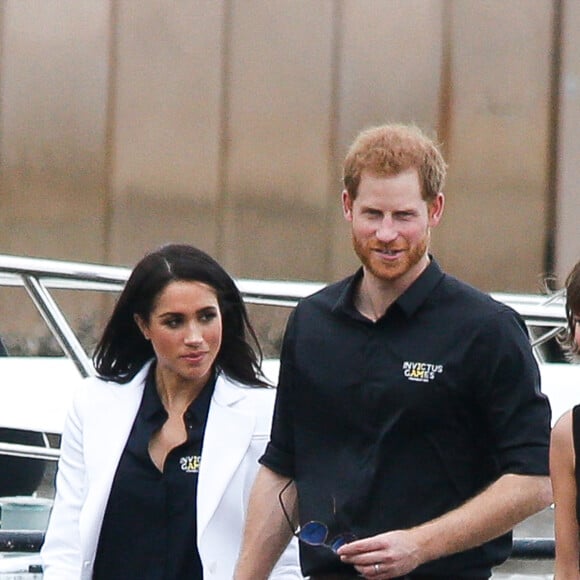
[338,473,551,579]
[235,466,296,580]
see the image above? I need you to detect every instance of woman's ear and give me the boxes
[134,314,150,340]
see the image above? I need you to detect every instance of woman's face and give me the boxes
[135,280,223,388]
[574,311,580,347]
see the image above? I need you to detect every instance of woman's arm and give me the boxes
[551,410,580,579]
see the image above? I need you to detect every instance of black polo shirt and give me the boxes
[93,364,215,579]
[261,258,551,577]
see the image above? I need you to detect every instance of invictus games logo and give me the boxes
[402,361,443,383]
[180,455,201,473]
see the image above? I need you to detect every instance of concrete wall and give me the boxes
[0,0,576,293]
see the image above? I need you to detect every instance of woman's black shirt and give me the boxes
[93,365,216,579]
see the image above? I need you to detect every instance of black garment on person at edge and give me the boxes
[573,405,580,525]
[93,364,216,580]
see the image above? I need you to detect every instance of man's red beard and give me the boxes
[352,234,429,282]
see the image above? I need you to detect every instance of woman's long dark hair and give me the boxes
[93,244,268,386]
[564,260,580,356]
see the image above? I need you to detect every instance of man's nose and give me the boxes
[375,216,398,243]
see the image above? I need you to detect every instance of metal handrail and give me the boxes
[0,254,322,376]
[0,442,60,461]
[0,254,322,306]
[0,530,556,562]
[0,254,131,284]
[511,537,555,560]
[21,275,94,378]
[0,253,568,324]
[0,530,45,553]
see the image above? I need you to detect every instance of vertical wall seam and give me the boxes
[215,0,232,264]
[0,0,6,172]
[325,0,344,282]
[103,0,119,266]
[438,0,453,161]
[545,0,563,280]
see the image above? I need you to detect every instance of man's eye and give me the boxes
[364,209,381,218]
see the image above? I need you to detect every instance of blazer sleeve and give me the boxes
[41,380,88,579]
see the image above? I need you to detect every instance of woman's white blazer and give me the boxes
[41,362,302,579]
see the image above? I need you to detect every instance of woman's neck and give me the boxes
[155,366,209,413]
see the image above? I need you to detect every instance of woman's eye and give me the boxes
[199,310,218,323]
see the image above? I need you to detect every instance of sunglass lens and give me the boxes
[329,532,357,553]
[299,521,328,545]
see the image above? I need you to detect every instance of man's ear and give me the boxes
[428,192,445,226]
[342,190,354,221]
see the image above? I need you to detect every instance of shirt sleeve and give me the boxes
[474,306,551,476]
[259,309,298,478]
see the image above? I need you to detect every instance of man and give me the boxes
[235,124,552,579]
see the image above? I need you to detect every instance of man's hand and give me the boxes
[338,474,551,579]
[337,529,424,579]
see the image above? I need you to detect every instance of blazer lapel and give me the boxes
[83,363,151,481]
[197,374,255,539]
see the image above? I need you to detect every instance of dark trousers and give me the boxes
[310,575,489,580]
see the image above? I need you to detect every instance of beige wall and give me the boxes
[0,0,109,261]
[438,0,554,291]
[0,0,577,293]
[110,1,224,260]
[556,0,580,282]
[222,0,335,280]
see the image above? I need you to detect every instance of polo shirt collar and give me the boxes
[335,255,444,320]
[396,256,444,317]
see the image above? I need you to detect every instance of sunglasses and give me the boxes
[278,479,356,554]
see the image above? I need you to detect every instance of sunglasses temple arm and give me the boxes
[278,479,300,536]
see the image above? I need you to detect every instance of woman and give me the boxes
[41,244,301,579]
[550,259,580,579]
